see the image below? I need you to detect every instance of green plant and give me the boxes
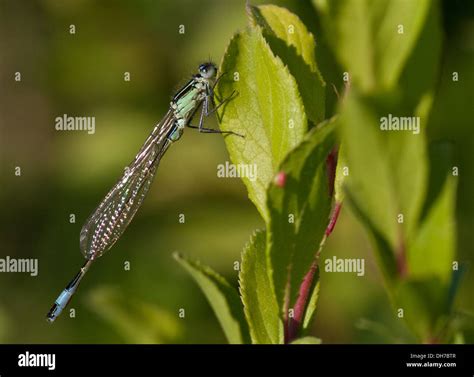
[175,1,464,344]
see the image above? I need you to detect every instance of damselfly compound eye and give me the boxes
[199,62,217,79]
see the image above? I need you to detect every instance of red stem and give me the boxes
[286,261,318,343]
[326,202,342,237]
[284,149,343,343]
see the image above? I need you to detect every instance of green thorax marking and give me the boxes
[172,79,208,122]
[168,78,209,142]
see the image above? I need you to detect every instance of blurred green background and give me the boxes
[0,0,472,344]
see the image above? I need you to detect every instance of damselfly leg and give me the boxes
[189,91,243,137]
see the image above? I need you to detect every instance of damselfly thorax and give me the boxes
[169,75,212,141]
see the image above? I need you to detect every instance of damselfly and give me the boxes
[46,62,240,323]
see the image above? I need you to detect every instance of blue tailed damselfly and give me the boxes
[46,62,240,322]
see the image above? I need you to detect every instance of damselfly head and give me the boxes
[198,62,217,80]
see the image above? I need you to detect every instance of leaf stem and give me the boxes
[326,202,342,237]
[286,261,318,343]
[284,201,343,343]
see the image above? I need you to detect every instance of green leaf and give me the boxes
[267,120,336,311]
[339,91,427,260]
[247,4,326,125]
[290,336,322,344]
[407,176,456,283]
[339,94,398,251]
[239,230,283,344]
[315,0,432,92]
[420,142,454,222]
[173,252,250,344]
[395,278,448,341]
[397,0,442,109]
[345,189,398,282]
[216,27,307,221]
[346,191,397,284]
[87,286,182,344]
[447,266,465,313]
[248,4,318,72]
